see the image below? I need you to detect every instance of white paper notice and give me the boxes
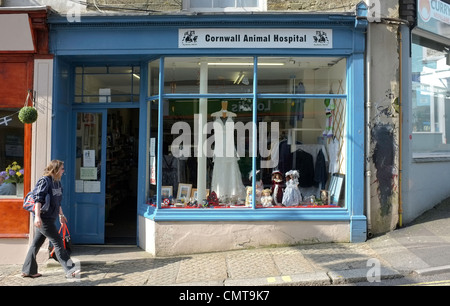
[84,181,101,193]
[83,150,95,167]
[80,167,97,180]
[75,180,84,193]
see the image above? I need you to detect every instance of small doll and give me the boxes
[208,191,219,206]
[271,170,284,206]
[282,170,302,207]
[260,189,273,207]
[248,170,263,204]
[245,187,252,207]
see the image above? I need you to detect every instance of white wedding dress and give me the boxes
[210,114,246,201]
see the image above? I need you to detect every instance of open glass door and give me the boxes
[71,111,106,244]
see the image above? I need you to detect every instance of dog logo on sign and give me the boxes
[181,30,198,46]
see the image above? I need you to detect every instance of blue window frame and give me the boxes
[143,54,363,229]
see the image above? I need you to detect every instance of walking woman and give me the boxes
[22,160,79,279]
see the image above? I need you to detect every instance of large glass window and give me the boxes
[75,66,140,103]
[0,109,25,198]
[412,35,450,158]
[148,56,347,209]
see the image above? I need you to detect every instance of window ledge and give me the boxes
[413,152,450,163]
[140,205,350,222]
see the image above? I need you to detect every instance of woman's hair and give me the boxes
[43,160,64,180]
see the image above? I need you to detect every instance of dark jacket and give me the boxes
[33,176,63,221]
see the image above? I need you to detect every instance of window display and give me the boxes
[0,109,25,197]
[411,35,450,157]
[147,56,347,209]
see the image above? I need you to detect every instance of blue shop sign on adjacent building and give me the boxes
[417,0,450,38]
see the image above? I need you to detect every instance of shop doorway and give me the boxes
[105,108,139,244]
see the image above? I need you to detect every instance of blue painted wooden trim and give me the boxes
[136,62,149,247]
[251,56,258,210]
[159,94,348,100]
[143,206,351,222]
[156,57,165,210]
[48,14,359,57]
[346,30,367,242]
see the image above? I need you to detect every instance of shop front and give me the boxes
[401,0,450,223]
[49,11,367,255]
[0,7,50,263]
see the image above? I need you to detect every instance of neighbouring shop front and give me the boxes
[0,7,50,263]
[49,11,367,255]
[401,0,450,223]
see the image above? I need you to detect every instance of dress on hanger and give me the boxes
[210,111,246,201]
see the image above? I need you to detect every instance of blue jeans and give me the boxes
[22,219,75,275]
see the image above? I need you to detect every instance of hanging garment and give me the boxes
[291,82,306,125]
[314,149,328,189]
[294,149,315,188]
[269,139,294,176]
[162,154,179,193]
[323,98,335,138]
[210,116,246,201]
[328,137,340,174]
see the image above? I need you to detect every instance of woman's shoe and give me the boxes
[22,273,42,278]
[66,269,80,279]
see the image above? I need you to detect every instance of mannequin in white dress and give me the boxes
[210,101,246,201]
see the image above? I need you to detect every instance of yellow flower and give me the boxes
[16,172,22,177]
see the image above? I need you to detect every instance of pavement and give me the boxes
[1,198,450,287]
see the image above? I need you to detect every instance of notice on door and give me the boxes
[80,167,97,180]
[75,179,101,193]
[84,181,101,193]
[83,150,95,167]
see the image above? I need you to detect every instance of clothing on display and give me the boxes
[291,82,306,125]
[295,149,315,188]
[314,149,327,189]
[328,137,340,174]
[162,154,181,194]
[210,111,246,201]
[323,98,335,138]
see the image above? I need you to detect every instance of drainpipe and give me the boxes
[398,25,408,228]
[365,23,373,238]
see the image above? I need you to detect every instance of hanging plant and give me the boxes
[18,106,38,124]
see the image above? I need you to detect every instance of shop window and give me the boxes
[147,56,347,209]
[183,0,266,12]
[411,35,450,158]
[74,66,140,103]
[0,109,25,198]
[163,57,254,94]
[257,57,347,94]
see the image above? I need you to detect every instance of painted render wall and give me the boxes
[366,0,401,235]
[139,216,350,256]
